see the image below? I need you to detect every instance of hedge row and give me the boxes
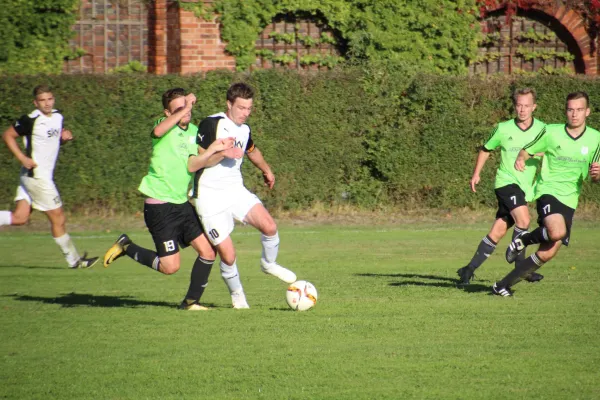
[1,67,600,213]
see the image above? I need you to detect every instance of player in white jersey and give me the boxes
[191,82,297,308]
[0,85,98,268]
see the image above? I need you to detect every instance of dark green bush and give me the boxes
[1,69,600,213]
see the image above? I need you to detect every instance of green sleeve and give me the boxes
[523,126,547,154]
[592,143,600,164]
[482,125,501,151]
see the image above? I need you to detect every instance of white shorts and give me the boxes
[14,176,62,211]
[194,188,261,246]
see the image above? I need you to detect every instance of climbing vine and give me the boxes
[179,0,480,73]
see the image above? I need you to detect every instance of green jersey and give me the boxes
[524,124,600,209]
[483,118,545,201]
[138,118,199,204]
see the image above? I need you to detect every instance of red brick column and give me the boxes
[178,0,236,74]
[148,0,168,74]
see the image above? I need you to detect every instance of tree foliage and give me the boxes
[0,0,79,75]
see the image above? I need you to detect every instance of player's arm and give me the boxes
[247,147,275,189]
[188,138,235,172]
[518,126,548,171]
[60,128,73,144]
[471,124,501,192]
[589,144,600,182]
[470,149,491,193]
[153,94,196,138]
[2,124,37,169]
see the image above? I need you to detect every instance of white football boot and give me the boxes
[260,259,297,284]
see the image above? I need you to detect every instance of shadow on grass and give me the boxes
[0,265,65,270]
[7,292,180,308]
[356,273,491,293]
[356,273,457,282]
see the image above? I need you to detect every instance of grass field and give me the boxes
[1,220,600,399]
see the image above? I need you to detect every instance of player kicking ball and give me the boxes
[190,82,297,309]
[494,91,600,296]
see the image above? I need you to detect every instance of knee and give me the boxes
[263,221,277,237]
[516,217,530,229]
[220,254,236,266]
[11,213,29,225]
[547,227,566,242]
[159,261,180,275]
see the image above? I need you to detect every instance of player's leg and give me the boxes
[458,218,507,284]
[0,184,34,227]
[242,201,296,284]
[199,207,248,308]
[179,203,216,310]
[26,177,98,269]
[458,185,521,284]
[0,199,32,227]
[509,204,543,282]
[506,195,572,262]
[104,202,181,274]
[493,241,561,296]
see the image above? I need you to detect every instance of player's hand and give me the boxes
[223,147,244,159]
[514,157,526,172]
[61,129,73,142]
[590,162,600,182]
[263,171,275,189]
[184,93,196,110]
[209,137,234,152]
[470,175,480,193]
[21,157,37,169]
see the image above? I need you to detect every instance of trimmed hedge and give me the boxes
[1,68,600,213]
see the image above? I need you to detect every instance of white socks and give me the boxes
[54,234,80,267]
[0,211,11,226]
[261,232,279,264]
[220,259,243,294]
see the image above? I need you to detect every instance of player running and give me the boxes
[494,91,600,296]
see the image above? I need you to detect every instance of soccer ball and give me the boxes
[286,280,318,311]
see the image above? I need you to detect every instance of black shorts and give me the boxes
[536,194,574,246]
[494,184,527,226]
[143,201,204,257]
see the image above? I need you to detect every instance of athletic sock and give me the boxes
[54,234,80,266]
[261,232,279,264]
[125,242,160,271]
[220,259,243,294]
[467,235,497,270]
[497,253,544,288]
[184,257,214,302]
[513,226,528,262]
[520,227,549,246]
[0,211,11,226]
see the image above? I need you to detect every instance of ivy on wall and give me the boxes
[180,0,481,73]
[0,0,79,75]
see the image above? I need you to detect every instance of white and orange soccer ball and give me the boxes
[286,280,318,311]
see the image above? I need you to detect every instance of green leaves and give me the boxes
[0,0,78,75]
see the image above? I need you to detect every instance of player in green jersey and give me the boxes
[458,88,545,285]
[103,88,236,310]
[494,91,600,297]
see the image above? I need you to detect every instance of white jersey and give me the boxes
[192,112,256,216]
[13,109,63,180]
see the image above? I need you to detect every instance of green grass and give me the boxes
[1,221,600,399]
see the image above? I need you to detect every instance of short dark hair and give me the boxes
[33,85,52,98]
[162,87,186,109]
[227,82,254,104]
[566,91,589,108]
[512,87,536,104]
